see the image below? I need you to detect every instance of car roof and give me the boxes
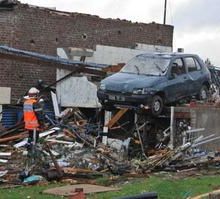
[136,52,198,59]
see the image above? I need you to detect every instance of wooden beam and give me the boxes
[0,133,28,143]
[106,108,128,129]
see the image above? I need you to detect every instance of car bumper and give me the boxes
[97,90,154,107]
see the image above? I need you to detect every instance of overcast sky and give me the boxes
[20,0,220,66]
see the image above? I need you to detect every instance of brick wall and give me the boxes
[0,2,173,103]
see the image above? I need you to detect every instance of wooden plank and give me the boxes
[46,139,73,145]
[43,184,120,196]
[0,152,11,156]
[39,128,59,138]
[63,129,76,139]
[0,133,28,143]
[103,63,125,73]
[106,108,128,129]
[0,159,8,163]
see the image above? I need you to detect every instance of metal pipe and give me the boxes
[185,128,205,134]
[170,106,174,149]
[192,135,220,147]
[33,129,37,146]
[193,134,215,144]
[163,0,167,24]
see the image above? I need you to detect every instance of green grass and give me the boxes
[91,175,220,199]
[1,174,220,199]
[0,183,64,199]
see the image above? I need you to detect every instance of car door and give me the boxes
[184,56,203,96]
[165,58,188,102]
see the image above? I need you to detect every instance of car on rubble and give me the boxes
[97,53,211,116]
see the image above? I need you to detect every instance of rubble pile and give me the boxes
[0,107,220,187]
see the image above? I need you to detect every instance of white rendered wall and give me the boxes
[57,44,172,65]
[56,69,101,108]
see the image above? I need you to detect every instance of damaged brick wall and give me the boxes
[0,2,173,103]
[0,7,56,102]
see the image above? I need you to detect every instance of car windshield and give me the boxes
[121,55,171,75]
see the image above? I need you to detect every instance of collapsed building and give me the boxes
[0,0,220,151]
[0,0,173,105]
[1,1,220,195]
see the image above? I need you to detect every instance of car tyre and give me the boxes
[198,85,209,101]
[151,95,163,116]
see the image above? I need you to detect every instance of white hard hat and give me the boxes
[28,87,39,95]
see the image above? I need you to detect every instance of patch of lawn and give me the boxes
[90,175,220,199]
[1,174,220,199]
[0,183,64,199]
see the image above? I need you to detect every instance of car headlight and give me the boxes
[99,83,106,90]
[133,88,155,95]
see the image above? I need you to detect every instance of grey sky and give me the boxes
[20,0,220,65]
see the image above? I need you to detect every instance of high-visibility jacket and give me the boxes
[23,98,40,130]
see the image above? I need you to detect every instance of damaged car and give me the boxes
[97,53,211,115]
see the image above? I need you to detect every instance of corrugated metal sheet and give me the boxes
[1,106,22,128]
[1,103,55,128]
[42,103,55,124]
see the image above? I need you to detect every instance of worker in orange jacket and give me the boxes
[23,87,43,145]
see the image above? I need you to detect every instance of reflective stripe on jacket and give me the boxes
[23,98,40,130]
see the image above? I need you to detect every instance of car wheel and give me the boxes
[151,95,163,116]
[198,85,209,101]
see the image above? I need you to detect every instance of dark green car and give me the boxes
[97,53,211,115]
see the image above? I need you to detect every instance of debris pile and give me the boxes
[0,108,131,185]
[1,104,220,187]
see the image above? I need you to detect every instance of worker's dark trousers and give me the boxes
[28,130,39,143]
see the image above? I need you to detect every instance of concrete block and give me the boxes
[0,87,11,104]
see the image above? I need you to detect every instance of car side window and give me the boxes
[194,58,202,70]
[185,57,201,72]
[171,58,185,76]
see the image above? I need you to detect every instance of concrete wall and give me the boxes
[58,44,172,65]
[56,69,101,108]
[174,106,220,151]
[0,2,173,103]
[191,107,220,151]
